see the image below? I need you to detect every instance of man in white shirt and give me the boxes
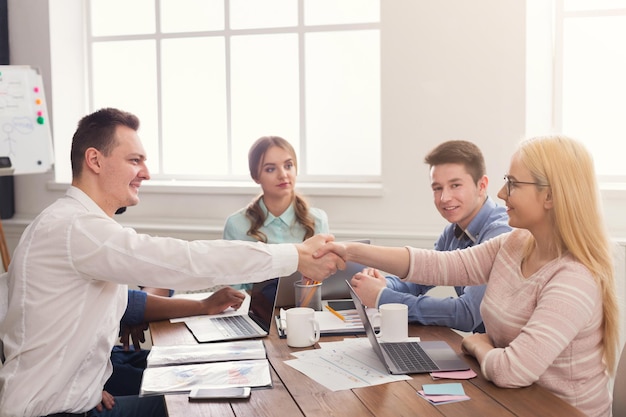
[0,108,342,417]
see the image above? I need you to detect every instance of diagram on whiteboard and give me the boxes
[0,65,54,175]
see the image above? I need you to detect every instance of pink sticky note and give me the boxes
[430,369,477,380]
[417,391,471,405]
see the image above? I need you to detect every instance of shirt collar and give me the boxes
[454,196,498,243]
[67,186,110,217]
[260,198,296,227]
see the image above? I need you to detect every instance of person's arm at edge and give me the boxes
[121,290,147,326]
[141,287,172,297]
[378,284,486,332]
[141,288,246,322]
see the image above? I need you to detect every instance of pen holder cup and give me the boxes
[294,281,322,311]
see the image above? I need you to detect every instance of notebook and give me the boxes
[347,281,470,375]
[184,277,279,343]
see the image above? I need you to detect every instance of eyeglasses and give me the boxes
[503,175,550,196]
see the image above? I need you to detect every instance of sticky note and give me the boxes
[430,369,477,380]
[422,383,466,396]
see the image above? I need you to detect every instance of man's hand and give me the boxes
[119,323,148,351]
[312,240,348,261]
[295,234,345,281]
[350,268,387,308]
[95,390,115,412]
[201,286,246,315]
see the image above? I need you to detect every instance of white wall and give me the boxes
[2,0,624,344]
[3,0,523,241]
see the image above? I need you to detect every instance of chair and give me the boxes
[0,272,7,364]
[614,343,626,417]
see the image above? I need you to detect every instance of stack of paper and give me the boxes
[140,340,271,396]
[417,383,470,405]
[146,340,266,367]
[284,338,411,391]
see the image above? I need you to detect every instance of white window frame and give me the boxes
[526,0,626,187]
[48,1,382,197]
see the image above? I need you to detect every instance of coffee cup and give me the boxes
[373,303,408,342]
[285,307,320,347]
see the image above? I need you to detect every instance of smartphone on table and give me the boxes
[188,386,251,401]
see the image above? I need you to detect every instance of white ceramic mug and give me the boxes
[373,303,408,342]
[285,307,321,347]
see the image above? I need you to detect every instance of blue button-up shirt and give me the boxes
[379,196,511,332]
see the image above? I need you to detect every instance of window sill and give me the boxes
[46,179,384,197]
[600,182,626,199]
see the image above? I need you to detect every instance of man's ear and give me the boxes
[84,148,102,173]
[478,175,489,195]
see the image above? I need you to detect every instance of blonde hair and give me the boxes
[518,135,619,373]
[245,136,315,243]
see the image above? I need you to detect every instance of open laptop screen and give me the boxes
[248,277,279,333]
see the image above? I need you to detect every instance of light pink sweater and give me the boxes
[406,229,610,417]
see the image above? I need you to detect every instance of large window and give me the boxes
[82,0,380,184]
[553,0,626,179]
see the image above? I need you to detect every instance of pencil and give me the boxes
[325,305,346,321]
[301,283,319,307]
[299,277,321,307]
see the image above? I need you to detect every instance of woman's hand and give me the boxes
[461,332,494,364]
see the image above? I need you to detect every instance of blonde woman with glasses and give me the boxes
[316,135,619,417]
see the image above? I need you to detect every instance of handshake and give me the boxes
[295,234,409,285]
[294,234,350,282]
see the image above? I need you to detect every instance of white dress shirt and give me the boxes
[0,186,297,417]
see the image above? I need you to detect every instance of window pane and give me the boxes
[90,0,155,36]
[86,3,381,181]
[305,0,380,25]
[230,0,297,29]
[161,38,228,176]
[230,34,300,175]
[160,0,224,33]
[564,0,626,11]
[562,16,626,175]
[91,41,159,166]
[305,30,380,175]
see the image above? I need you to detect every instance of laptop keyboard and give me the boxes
[381,342,438,372]
[213,315,258,337]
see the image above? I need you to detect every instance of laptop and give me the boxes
[184,277,279,343]
[275,240,371,307]
[347,281,470,375]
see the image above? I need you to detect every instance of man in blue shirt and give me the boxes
[352,140,510,333]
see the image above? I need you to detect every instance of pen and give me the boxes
[300,277,321,307]
[325,305,346,321]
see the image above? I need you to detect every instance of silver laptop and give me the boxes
[347,281,470,374]
[184,277,278,343]
[275,240,371,307]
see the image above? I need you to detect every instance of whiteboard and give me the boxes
[0,65,54,175]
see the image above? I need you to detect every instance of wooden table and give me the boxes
[149,314,586,417]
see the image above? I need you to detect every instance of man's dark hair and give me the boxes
[424,140,486,183]
[70,108,140,178]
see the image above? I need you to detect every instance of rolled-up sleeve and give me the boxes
[120,290,147,326]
